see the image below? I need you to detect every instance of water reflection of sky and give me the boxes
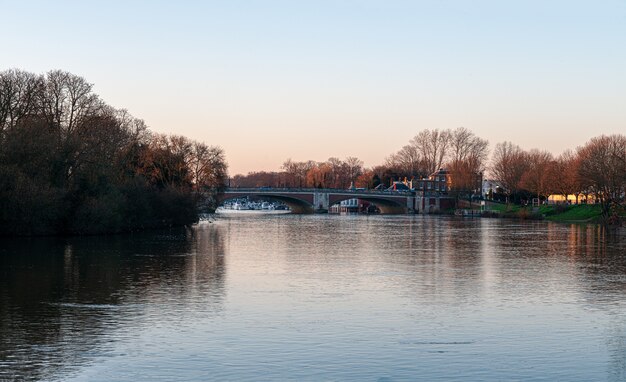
[1,216,625,381]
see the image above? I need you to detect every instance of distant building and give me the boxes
[547,193,597,205]
[413,169,451,195]
[412,169,456,213]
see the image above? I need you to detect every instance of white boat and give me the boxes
[233,202,249,210]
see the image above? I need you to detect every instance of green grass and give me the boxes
[483,203,605,222]
[484,203,521,213]
[544,205,603,222]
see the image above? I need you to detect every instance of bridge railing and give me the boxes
[223,187,415,196]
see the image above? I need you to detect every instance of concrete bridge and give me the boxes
[216,188,416,214]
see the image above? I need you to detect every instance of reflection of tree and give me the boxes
[275,216,486,306]
[0,225,226,381]
[477,221,626,380]
[403,217,485,305]
[557,224,626,381]
[607,320,626,382]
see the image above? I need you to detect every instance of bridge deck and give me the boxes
[223,188,414,197]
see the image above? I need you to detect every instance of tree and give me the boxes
[355,168,376,189]
[327,157,349,188]
[306,162,331,188]
[386,128,455,181]
[490,141,529,203]
[39,70,103,140]
[230,171,282,188]
[413,129,452,175]
[519,149,553,204]
[0,69,42,135]
[577,134,626,220]
[191,142,227,192]
[386,143,425,179]
[371,164,400,188]
[281,159,315,188]
[447,127,489,201]
[545,150,580,203]
[0,68,228,234]
[344,156,364,186]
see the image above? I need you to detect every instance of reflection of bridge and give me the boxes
[217,188,416,214]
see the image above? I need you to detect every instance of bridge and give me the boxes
[216,188,416,214]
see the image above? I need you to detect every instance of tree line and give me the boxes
[491,135,626,220]
[232,157,369,189]
[0,69,227,235]
[233,127,489,195]
[233,127,625,220]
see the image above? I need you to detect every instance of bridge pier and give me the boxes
[313,192,329,213]
[407,196,415,214]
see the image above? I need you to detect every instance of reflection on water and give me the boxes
[0,225,225,381]
[0,216,625,381]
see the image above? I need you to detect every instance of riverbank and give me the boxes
[485,203,625,224]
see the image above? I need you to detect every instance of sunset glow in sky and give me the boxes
[3,0,625,174]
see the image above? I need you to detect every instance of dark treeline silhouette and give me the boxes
[0,69,227,235]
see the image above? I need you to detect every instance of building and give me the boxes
[547,193,597,205]
[412,169,456,213]
[413,169,451,195]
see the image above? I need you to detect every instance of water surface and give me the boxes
[1,215,625,381]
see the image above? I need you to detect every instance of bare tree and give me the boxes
[298,160,316,187]
[577,134,626,219]
[448,127,489,165]
[231,171,281,188]
[115,108,149,144]
[490,141,529,203]
[326,157,348,188]
[344,156,364,186]
[447,127,489,200]
[520,149,554,203]
[40,70,103,139]
[191,142,227,191]
[0,69,43,134]
[281,159,314,187]
[413,129,452,175]
[386,144,425,179]
[281,158,297,187]
[386,128,452,180]
[545,150,580,203]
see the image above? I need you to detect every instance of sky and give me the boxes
[2,0,625,175]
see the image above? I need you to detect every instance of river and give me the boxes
[1,215,625,381]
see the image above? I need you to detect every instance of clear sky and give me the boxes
[3,0,625,175]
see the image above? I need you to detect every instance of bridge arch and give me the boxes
[216,193,315,214]
[216,188,415,215]
[328,194,409,214]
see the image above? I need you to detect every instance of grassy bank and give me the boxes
[484,203,606,222]
[543,205,603,222]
